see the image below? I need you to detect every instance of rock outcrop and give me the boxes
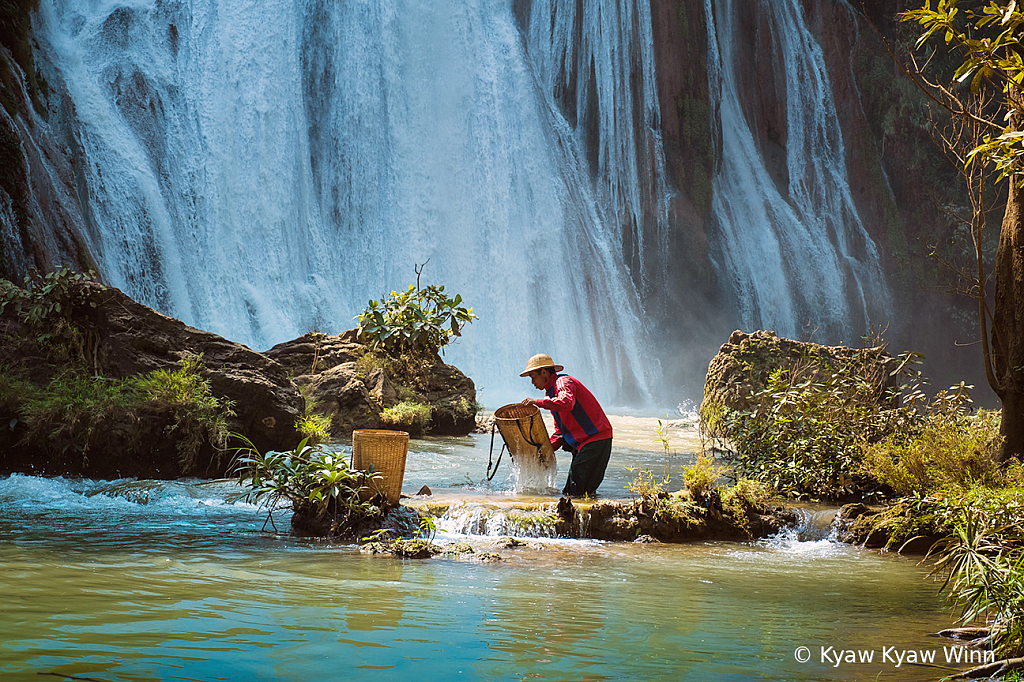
[699,329,901,438]
[0,284,477,479]
[265,331,477,437]
[0,284,304,478]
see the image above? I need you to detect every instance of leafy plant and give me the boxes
[714,350,975,500]
[927,507,1024,658]
[296,413,332,445]
[357,282,477,355]
[380,400,432,433]
[419,515,438,542]
[0,268,106,357]
[655,418,672,454]
[233,435,385,536]
[295,385,332,445]
[861,410,1002,496]
[683,453,726,503]
[13,354,233,472]
[133,353,234,472]
[625,467,668,499]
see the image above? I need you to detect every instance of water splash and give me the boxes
[510,452,559,494]
[705,0,891,342]
[33,0,665,406]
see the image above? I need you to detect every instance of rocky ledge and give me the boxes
[0,283,476,479]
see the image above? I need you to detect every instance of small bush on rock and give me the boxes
[380,400,432,435]
[714,350,975,501]
[357,281,477,356]
[234,435,386,537]
[683,453,726,502]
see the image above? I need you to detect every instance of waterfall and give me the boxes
[33,0,666,407]
[705,0,891,343]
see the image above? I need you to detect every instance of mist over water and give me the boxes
[34,0,667,407]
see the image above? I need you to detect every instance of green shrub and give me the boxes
[355,350,389,376]
[715,351,973,500]
[296,413,332,445]
[683,453,726,502]
[380,400,432,433]
[295,385,332,445]
[233,435,384,536]
[20,371,134,458]
[357,283,477,355]
[720,478,772,509]
[625,467,668,499]
[16,354,233,473]
[861,411,1003,496]
[0,268,106,352]
[132,353,233,472]
[928,506,1024,659]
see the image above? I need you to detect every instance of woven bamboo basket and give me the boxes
[352,429,409,505]
[493,403,556,466]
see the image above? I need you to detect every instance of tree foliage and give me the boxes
[357,283,477,355]
[897,0,1024,462]
[902,0,1024,180]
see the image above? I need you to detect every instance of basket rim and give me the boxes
[352,429,410,437]
[494,403,541,420]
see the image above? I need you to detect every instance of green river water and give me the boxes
[0,415,974,681]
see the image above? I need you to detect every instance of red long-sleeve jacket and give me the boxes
[535,373,613,450]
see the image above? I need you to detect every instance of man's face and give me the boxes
[528,368,550,391]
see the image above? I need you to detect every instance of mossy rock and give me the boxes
[699,330,899,440]
[834,500,941,553]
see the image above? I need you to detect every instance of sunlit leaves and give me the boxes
[357,283,478,355]
[902,0,1024,183]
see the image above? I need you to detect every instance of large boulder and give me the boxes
[1,281,478,479]
[0,284,303,478]
[265,332,477,438]
[87,287,303,452]
[699,330,900,438]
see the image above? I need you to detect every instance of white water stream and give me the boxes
[705,0,891,343]
[33,0,666,407]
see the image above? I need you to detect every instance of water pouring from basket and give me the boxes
[489,403,559,493]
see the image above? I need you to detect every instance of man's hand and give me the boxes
[551,437,565,452]
[521,397,537,407]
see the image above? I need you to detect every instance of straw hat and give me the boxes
[520,353,564,377]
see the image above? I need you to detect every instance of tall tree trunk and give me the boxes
[991,170,1024,462]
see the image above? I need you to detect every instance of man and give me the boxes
[520,353,613,497]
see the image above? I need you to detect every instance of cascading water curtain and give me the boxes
[524,0,673,298]
[34,0,668,405]
[704,0,892,343]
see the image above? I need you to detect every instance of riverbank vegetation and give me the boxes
[233,435,389,538]
[701,328,1024,672]
[1,270,235,474]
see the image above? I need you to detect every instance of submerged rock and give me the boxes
[553,490,798,542]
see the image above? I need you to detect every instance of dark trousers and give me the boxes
[563,438,612,497]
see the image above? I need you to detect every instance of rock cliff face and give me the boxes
[699,329,900,438]
[1,43,94,281]
[647,0,984,396]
